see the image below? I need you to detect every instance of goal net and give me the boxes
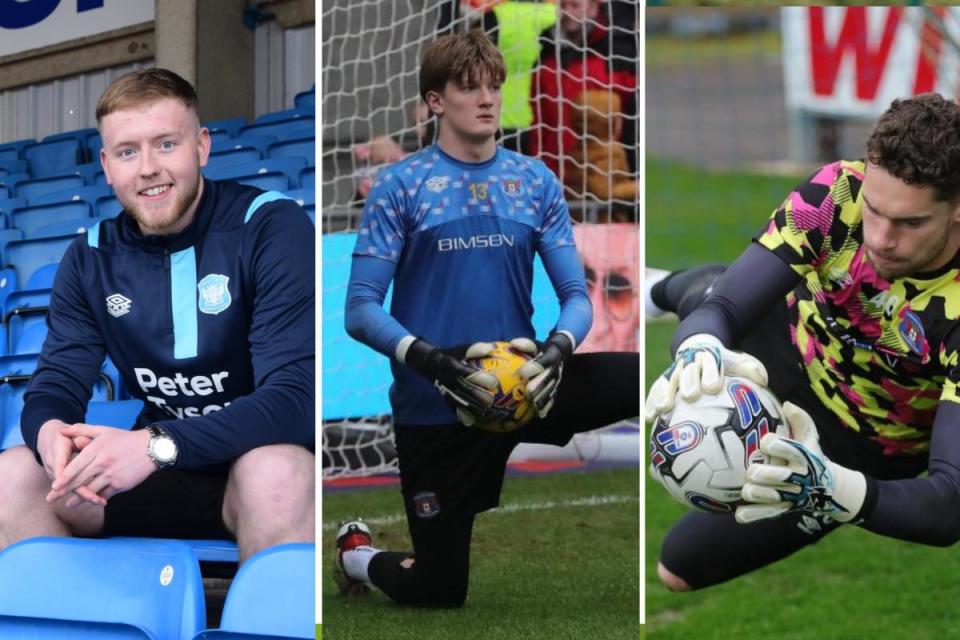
[321,0,639,479]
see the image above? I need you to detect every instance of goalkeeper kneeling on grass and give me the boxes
[646,93,960,592]
[336,31,639,608]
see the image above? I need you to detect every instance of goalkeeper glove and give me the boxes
[735,401,867,525]
[644,333,767,421]
[403,338,503,427]
[510,332,574,419]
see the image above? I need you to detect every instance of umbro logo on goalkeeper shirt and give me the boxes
[106,293,132,318]
[425,176,450,193]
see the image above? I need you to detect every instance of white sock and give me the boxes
[645,268,672,319]
[342,545,380,583]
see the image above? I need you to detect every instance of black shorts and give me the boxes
[394,351,640,521]
[102,467,233,540]
[737,300,927,480]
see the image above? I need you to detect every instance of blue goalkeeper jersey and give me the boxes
[20,178,315,470]
[348,144,591,425]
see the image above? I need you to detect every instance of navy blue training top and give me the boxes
[21,178,315,470]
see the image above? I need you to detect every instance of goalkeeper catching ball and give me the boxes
[336,30,639,607]
[647,93,960,591]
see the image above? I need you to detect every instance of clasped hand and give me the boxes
[38,420,156,509]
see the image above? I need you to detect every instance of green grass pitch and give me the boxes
[645,159,960,639]
[321,468,640,639]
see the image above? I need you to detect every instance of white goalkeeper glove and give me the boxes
[644,333,767,421]
[735,401,867,525]
[510,332,573,419]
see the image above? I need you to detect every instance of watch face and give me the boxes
[153,437,177,462]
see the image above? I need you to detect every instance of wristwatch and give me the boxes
[146,425,178,468]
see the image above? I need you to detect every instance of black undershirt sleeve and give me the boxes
[860,400,960,546]
[669,242,800,353]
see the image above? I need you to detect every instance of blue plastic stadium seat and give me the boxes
[31,184,111,207]
[101,356,124,400]
[254,107,314,125]
[0,229,24,262]
[15,175,86,202]
[0,352,39,449]
[42,127,98,146]
[0,139,36,160]
[0,537,206,640]
[206,157,307,191]
[85,399,143,428]
[70,161,106,186]
[0,197,25,217]
[4,234,75,289]
[0,351,116,449]
[284,188,315,208]
[4,288,51,354]
[12,321,47,354]
[0,149,19,163]
[0,159,27,174]
[208,130,232,145]
[31,217,94,240]
[23,139,84,178]
[11,201,91,237]
[192,543,314,640]
[96,195,123,218]
[85,132,103,160]
[211,134,278,156]
[239,119,313,141]
[2,289,49,355]
[204,117,247,138]
[0,267,17,312]
[275,122,316,142]
[205,148,262,175]
[24,263,59,290]
[4,288,51,316]
[0,173,31,192]
[294,89,315,110]
[0,187,6,200]
[299,166,315,190]
[267,136,315,166]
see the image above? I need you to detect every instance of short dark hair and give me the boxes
[418,30,507,104]
[96,68,198,126]
[866,93,960,202]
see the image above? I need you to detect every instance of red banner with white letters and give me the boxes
[782,7,959,118]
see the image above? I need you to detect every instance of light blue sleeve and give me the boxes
[541,244,592,348]
[344,254,412,359]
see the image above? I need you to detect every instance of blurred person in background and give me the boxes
[530,0,637,181]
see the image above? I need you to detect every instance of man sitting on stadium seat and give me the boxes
[334,30,639,608]
[0,68,315,564]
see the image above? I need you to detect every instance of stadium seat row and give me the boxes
[0,159,314,204]
[0,106,314,181]
[0,537,314,639]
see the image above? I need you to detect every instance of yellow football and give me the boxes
[466,341,536,433]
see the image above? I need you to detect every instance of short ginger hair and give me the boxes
[96,68,199,127]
